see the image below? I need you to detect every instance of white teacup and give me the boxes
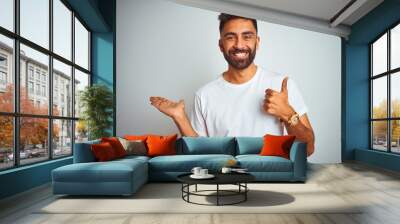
[191,167,202,176]
[199,169,208,176]
[221,167,232,174]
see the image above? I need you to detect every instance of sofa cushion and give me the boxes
[235,137,263,155]
[53,158,147,183]
[118,138,147,156]
[180,137,236,155]
[114,155,150,164]
[148,154,235,172]
[259,134,296,159]
[101,137,127,158]
[124,135,148,141]
[91,142,118,161]
[236,155,293,172]
[147,134,178,157]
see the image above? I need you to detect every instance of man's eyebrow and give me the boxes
[242,31,255,35]
[223,32,236,37]
[223,31,256,37]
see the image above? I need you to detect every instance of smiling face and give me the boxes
[219,18,259,70]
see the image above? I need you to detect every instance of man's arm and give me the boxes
[149,96,198,137]
[283,113,315,156]
[172,113,199,137]
[264,77,315,156]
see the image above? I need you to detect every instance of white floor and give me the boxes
[1,162,400,224]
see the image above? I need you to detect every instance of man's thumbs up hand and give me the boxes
[281,77,288,94]
[263,77,295,122]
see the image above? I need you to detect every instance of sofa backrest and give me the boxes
[74,136,288,161]
[73,139,100,163]
[178,137,236,155]
[235,137,263,155]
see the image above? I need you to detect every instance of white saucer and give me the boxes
[190,174,215,179]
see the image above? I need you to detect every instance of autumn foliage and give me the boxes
[0,84,59,150]
[372,99,400,142]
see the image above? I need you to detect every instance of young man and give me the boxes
[150,13,315,156]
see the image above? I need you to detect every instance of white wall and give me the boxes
[117,0,341,163]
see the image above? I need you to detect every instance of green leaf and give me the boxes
[79,84,113,139]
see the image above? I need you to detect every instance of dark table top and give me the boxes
[177,172,255,185]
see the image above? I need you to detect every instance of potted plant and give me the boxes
[79,84,113,140]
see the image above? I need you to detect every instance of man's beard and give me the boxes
[223,45,256,70]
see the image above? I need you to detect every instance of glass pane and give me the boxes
[0,116,13,170]
[20,117,49,165]
[0,0,14,31]
[0,35,14,112]
[53,59,72,117]
[392,72,400,118]
[53,0,72,60]
[20,0,49,49]
[372,76,387,119]
[20,44,49,115]
[75,120,88,143]
[391,120,400,153]
[372,33,387,76]
[372,121,388,151]
[392,24,400,70]
[53,119,72,157]
[74,69,89,118]
[74,17,89,70]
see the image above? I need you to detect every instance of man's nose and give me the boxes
[234,37,246,49]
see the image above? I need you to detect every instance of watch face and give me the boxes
[290,114,299,125]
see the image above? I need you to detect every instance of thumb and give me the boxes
[281,77,288,93]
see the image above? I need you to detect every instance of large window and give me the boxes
[371,23,400,153]
[0,0,91,171]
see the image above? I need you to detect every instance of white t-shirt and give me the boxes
[190,66,308,137]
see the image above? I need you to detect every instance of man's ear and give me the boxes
[256,35,260,50]
[218,39,224,53]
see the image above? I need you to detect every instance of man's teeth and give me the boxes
[233,52,248,57]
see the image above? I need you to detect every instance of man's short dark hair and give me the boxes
[218,13,258,33]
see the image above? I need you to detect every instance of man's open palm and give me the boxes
[150,96,185,119]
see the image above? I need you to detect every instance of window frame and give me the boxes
[0,0,92,171]
[370,20,400,154]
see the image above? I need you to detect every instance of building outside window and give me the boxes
[28,66,34,80]
[35,70,40,81]
[0,54,7,67]
[28,81,34,94]
[41,73,46,83]
[0,71,6,84]
[0,54,7,90]
[42,85,46,97]
[54,89,58,101]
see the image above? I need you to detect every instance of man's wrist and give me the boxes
[172,111,188,123]
[280,106,296,123]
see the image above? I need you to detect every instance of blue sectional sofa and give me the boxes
[52,137,307,196]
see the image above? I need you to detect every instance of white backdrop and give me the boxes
[116,0,342,163]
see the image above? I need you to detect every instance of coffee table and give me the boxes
[177,172,255,206]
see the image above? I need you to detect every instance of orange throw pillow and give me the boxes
[101,137,127,158]
[259,134,296,159]
[146,134,178,157]
[124,135,148,141]
[91,142,117,161]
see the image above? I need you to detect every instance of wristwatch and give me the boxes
[287,112,300,126]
